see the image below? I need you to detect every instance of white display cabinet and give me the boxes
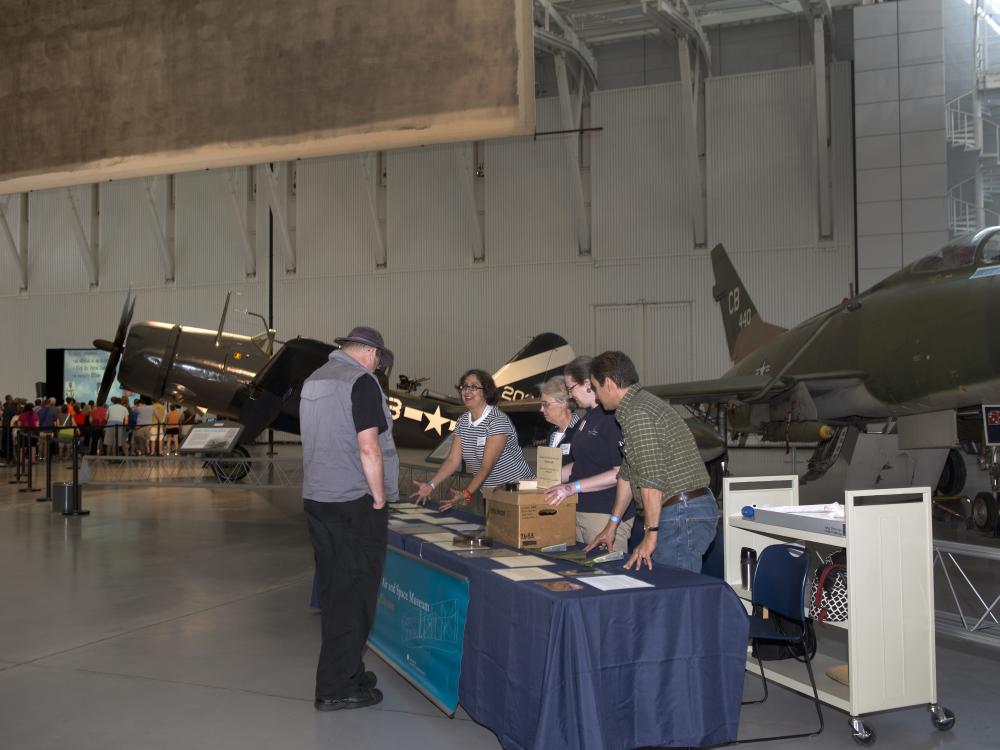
[722,475,954,745]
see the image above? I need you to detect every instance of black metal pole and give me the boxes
[37,435,53,503]
[19,431,38,493]
[63,434,89,517]
[9,432,23,484]
[267,205,276,458]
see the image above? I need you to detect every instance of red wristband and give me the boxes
[462,488,473,503]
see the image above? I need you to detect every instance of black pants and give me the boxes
[304,496,388,700]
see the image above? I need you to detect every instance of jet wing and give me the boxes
[647,375,792,403]
[647,370,868,404]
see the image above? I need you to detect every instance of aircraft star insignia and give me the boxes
[423,405,450,436]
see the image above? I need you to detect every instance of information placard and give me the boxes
[179,425,244,453]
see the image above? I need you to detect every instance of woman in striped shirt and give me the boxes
[411,369,533,510]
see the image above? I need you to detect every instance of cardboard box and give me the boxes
[484,488,577,549]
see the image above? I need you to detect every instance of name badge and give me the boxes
[560,443,571,455]
[477,436,487,447]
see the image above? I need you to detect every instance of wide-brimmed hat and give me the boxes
[335,326,394,370]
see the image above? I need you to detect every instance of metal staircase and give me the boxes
[946,92,1000,234]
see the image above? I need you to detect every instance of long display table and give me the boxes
[387,517,748,750]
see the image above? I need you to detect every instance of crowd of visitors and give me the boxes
[0,393,199,462]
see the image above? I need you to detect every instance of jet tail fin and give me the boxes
[491,333,575,400]
[710,244,786,363]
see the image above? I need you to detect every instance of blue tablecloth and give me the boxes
[392,520,748,750]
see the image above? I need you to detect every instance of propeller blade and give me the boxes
[96,349,122,406]
[97,291,134,405]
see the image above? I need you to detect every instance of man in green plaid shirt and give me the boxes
[584,351,718,572]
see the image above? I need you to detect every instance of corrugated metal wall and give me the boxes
[0,64,855,401]
[707,66,818,251]
[591,83,691,256]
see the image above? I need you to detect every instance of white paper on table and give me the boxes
[496,554,554,568]
[415,532,456,542]
[392,512,431,520]
[390,502,423,510]
[394,523,445,535]
[761,503,844,518]
[577,574,654,591]
[418,516,462,525]
[445,523,484,532]
[493,567,561,582]
[387,519,410,528]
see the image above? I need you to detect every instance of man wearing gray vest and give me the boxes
[300,326,400,711]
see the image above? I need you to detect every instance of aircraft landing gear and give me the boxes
[211,445,251,483]
[971,492,999,533]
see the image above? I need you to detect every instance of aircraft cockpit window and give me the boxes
[912,241,976,273]
[980,234,1000,265]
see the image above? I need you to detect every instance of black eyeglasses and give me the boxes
[456,383,484,392]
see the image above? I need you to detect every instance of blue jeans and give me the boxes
[651,491,720,573]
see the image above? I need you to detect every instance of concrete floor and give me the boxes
[1,460,998,749]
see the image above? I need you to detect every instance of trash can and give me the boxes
[53,483,75,513]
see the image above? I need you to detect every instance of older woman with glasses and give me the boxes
[411,368,533,510]
[539,376,579,464]
[543,355,632,552]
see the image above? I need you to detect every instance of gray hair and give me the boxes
[538,375,570,403]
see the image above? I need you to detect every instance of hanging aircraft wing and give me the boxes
[647,375,792,403]
[646,370,869,405]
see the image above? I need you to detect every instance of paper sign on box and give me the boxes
[536,446,563,489]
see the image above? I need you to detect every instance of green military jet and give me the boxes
[650,228,1000,527]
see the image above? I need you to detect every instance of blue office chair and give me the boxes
[700,520,724,579]
[737,543,824,744]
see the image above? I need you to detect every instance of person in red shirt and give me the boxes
[90,402,108,455]
[19,403,38,461]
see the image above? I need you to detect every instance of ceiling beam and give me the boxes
[644,0,711,67]
[534,0,599,83]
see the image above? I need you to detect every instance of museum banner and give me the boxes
[368,547,470,715]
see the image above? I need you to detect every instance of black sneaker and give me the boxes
[314,687,383,711]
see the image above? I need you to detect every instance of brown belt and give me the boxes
[663,486,712,508]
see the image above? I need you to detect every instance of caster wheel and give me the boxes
[850,717,876,746]
[930,705,956,731]
[852,727,876,746]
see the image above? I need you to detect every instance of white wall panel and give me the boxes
[591,83,691,258]
[28,185,97,293]
[295,156,376,277]
[0,194,26,296]
[707,66,818,251]
[98,178,172,290]
[486,98,577,265]
[174,170,254,286]
[646,302,693,384]
[387,144,474,271]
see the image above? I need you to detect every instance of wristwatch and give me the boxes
[644,525,659,533]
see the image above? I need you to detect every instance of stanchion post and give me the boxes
[19,430,39,494]
[37,434,53,503]
[9,432,24,484]
[63,433,90,517]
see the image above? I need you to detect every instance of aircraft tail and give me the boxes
[710,244,786,363]
[491,333,575,400]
